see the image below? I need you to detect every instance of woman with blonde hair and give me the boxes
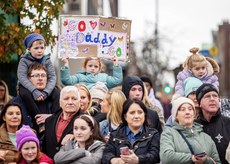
[0,80,12,111]
[99,90,126,139]
[75,83,92,113]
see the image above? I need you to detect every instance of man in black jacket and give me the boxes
[42,86,82,158]
[122,75,162,134]
[195,83,230,164]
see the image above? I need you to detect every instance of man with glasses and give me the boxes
[195,83,230,164]
[13,63,60,137]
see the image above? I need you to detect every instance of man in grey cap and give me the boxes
[195,83,230,164]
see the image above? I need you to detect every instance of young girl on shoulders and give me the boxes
[60,56,123,89]
[175,47,219,96]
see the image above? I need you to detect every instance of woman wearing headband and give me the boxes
[54,115,105,164]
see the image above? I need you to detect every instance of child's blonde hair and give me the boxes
[82,57,105,72]
[183,48,206,70]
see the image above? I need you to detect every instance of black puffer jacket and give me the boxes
[102,125,160,164]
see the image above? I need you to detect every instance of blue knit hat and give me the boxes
[184,77,203,97]
[23,33,46,48]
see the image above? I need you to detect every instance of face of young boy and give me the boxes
[28,40,46,59]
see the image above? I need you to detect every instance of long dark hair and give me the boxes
[121,99,148,126]
[0,102,23,128]
[74,114,105,149]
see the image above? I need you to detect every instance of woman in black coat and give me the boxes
[102,99,160,164]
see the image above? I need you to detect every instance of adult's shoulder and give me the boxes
[90,140,106,149]
[110,124,125,136]
[221,115,230,124]
[45,110,62,122]
[146,126,160,135]
[147,108,158,115]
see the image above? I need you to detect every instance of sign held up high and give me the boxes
[58,15,131,61]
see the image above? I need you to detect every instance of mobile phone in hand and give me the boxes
[120,146,130,155]
[194,152,207,157]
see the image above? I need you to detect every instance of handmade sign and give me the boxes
[58,15,131,61]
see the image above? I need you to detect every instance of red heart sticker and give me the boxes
[90,21,97,29]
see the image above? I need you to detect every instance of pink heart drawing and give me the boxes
[90,21,97,29]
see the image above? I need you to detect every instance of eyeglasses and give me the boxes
[30,73,47,79]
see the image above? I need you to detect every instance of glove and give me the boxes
[32,89,43,100]
[42,91,48,100]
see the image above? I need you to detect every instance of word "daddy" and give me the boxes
[76,32,117,48]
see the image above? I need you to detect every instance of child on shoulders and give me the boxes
[60,55,123,89]
[175,47,219,96]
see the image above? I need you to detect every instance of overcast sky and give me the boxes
[117,0,230,69]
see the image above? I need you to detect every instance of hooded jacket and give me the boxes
[17,52,56,95]
[160,122,220,164]
[121,76,162,133]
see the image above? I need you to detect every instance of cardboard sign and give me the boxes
[58,15,131,61]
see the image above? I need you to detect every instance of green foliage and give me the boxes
[0,0,65,63]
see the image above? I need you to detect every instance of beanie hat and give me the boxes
[90,82,108,100]
[171,94,195,123]
[16,125,39,151]
[184,77,203,97]
[196,83,219,105]
[23,33,46,48]
[122,76,145,99]
[140,76,152,87]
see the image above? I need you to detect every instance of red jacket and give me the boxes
[19,152,53,164]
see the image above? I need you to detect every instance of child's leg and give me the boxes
[49,88,60,113]
[19,85,41,118]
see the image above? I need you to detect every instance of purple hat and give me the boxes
[23,33,46,48]
[16,125,39,151]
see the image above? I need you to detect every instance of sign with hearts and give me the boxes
[58,15,131,62]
